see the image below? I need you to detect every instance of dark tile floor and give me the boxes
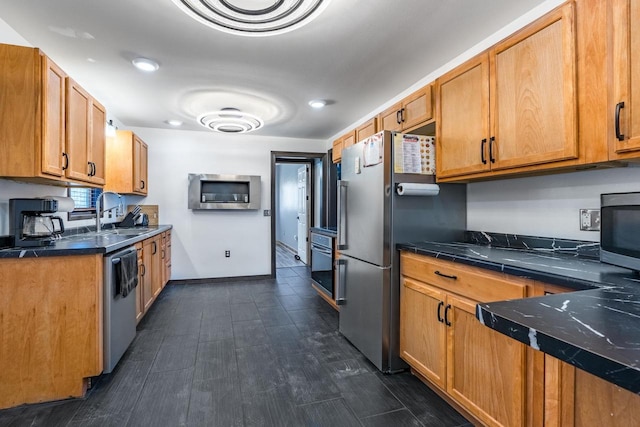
[0,267,472,427]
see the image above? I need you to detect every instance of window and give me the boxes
[68,188,102,220]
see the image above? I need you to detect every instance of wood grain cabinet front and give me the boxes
[105,130,149,195]
[610,0,640,158]
[437,2,578,180]
[378,84,433,132]
[400,252,530,427]
[0,44,106,186]
[65,78,106,185]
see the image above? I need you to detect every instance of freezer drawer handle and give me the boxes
[437,301,444,323]
[335,258,346,305]
[434,270,457,280]
[337,180,348,250]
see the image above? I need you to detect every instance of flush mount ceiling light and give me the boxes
[132,57,160,72]
[165,119,183,126]
[171,0,332,36]
[198,108,264,133]
[308,99,326,109]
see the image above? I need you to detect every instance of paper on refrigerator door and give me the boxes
[363,133,383,167]
[393,134,435,175]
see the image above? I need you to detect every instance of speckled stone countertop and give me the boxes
[398,232,640,394]
[0,225,172,258]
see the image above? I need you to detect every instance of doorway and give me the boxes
[270,151,326,277]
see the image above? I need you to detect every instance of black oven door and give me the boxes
[311,240,334,297]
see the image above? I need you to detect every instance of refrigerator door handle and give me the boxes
[335,258,346,305]
[337,180,348,250]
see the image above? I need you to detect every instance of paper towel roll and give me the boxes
[396,183,440,197]
[43,196,75,212]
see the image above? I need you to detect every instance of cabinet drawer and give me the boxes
[400,252,527,302]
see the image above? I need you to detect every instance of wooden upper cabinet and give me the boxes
[436,54,491,178]
[0,45,67,180]
[379,84,434,132]
[436,2,578,180]
[611,0,640,156]
[105,130,148,195]
[66,78,106,185]
[355,117,378,142]
[41,56,67,178]
[342,130,356,149]
[332,137,343,163]
[490,3,577,171]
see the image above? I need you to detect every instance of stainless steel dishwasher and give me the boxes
[103,245,138,373]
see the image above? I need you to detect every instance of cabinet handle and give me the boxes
[62,152,69,170]
[152,241,157,254]
[489,136,496,163]
[141,180,146,189]
[141,264,146,276]
[444,304,452,326]
[400,107,406,123]
[396,110,402,125]
[161,249,165,259]
[437,301,444,323]
[615,101,625,141]
[481,139,487,164]
[434,270,457,280]
[92,162,96,176]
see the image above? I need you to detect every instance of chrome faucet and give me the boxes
[96,191,123,232]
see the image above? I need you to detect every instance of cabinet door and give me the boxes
[400,277,446,388]
[402,85,433,129]
[332,138,343,163]
[356,117,377,142]
[88,100,106,185]
[447,295,525,427]
[342,131,356,150]
[490,2,577,170]
[612,0,640,154]
[436,54,491,178]
[65,78,91,182]
[133,135,148,194]
[142,240,154,312]
[151,236,163,298]
[378,102,403,132]
[41,56,66,178]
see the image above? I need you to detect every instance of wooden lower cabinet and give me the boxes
[400,252,531,427]
[545,356,640,426]
[136,232,171,322]
[0,255,103,409]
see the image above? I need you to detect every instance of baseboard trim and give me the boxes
[276,240,298,254]
[168,274,272,285]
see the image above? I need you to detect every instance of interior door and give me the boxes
[297,165,309,264]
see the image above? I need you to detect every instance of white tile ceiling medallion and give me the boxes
[171,0,331,36]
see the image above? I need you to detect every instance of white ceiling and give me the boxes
[0,0,545,140]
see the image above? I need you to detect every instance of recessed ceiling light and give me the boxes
[171,0,332,37]
[309,99,326,109]
[87,58,97,63]
[132,57,159,72]
[198,108,263,133]
[165,119,183,127]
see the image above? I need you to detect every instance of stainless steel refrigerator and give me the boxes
[336,130,466,373]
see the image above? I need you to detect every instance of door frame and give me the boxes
[270,151,326,277]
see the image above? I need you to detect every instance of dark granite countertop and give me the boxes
[0,225,172,258]
[310,226,337,238]
[398,232,640,394]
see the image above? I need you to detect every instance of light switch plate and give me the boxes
[579,209,600,231]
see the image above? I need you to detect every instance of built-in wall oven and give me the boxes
[310,231,334,297]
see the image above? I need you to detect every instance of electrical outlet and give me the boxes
[225,250,230,257]
[579,209,600,231]
[263,209,271,216]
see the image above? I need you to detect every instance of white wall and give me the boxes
[275,163,299,250]
[130,127,325,280]
[467,166,640,241]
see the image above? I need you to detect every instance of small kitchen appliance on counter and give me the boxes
[9,198,64,247]
[600,191,640,271]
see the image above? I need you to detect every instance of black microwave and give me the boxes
[600,192,640,271]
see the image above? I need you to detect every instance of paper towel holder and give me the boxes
[395,182,440,197]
